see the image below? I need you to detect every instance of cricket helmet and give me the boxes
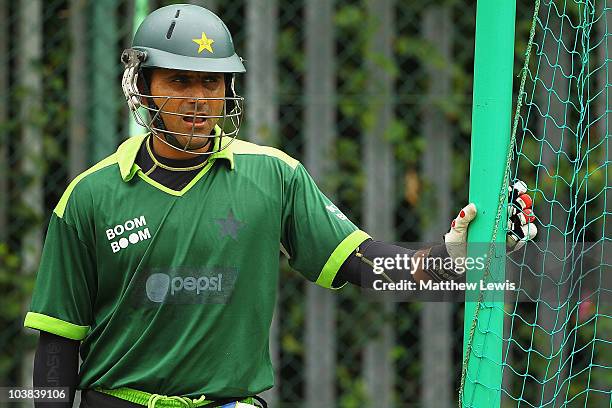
[121,4,245,154]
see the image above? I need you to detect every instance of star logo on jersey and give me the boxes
[215,210,244,240]
[192,32,214,54]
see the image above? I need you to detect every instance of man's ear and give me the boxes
[224,73,236,112]
[137,68,154,105]
[136,68,153,95]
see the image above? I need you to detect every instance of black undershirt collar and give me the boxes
[135,136,210,192]
[144,136,208,169]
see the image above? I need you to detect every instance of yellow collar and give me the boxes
[116,125,235,182]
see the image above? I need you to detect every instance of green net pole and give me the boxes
[128,0,149,138]
[461,1,516,407]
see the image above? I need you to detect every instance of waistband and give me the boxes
[95,387,258,408]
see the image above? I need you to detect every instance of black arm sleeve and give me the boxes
[335,239,464,288]
[33,331,80,408]
[334,239,419,288]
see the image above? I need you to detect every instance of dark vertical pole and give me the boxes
[246,0,278,145]
[304,0,337,407]
[421,6,453,408]
[362,0,395,406]
[19,0,43,395]
[246,1,279,405]
[69,0,88,177]
[0,0,7,242]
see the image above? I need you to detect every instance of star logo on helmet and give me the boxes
[192,32,214,54]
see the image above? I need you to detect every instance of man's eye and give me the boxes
[203,76,219,83]
[172,76,189,83]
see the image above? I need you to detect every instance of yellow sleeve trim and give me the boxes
[315,230,371,289]
[229,139,300,169]
[24,312,89,340]
[54,154,118,218]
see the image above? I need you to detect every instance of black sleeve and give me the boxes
[335,239,465,288]
[33,331,80,408]
[334,239,419,288]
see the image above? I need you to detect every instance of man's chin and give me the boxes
[176,136,213,151]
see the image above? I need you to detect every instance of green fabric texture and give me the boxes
[280,162,363,285]
[25,213,97,335]
[25,136,365,398]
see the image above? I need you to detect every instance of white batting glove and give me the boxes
[444,180,538,253]
[443,181,538,261]
[422,203,478,281]
[443,203,478,266]
[426,182,538,282]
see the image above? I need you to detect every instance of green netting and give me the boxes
[461,0,611,407]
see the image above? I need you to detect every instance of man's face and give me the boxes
[148,68,226,150]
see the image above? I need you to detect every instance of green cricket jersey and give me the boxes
[24,134,370,398]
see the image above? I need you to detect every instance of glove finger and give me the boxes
[508,180,528,205]
[451,203,477,232]
[507,234,526,252]
[516,193,533,210]
[507,233,523,250]
[508,218,523,241]
[508,218,515,234]
[508,214,537,236]
[517,208,536,226]
[521,223,538,241]
[510,180,528,195]
[507,223,537,252]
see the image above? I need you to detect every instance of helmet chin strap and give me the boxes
[139,69,214,152]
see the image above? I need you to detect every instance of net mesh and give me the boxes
[461,1,611,407]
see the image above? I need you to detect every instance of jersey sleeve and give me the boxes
[24,191,96,341]
[281,163,370,288]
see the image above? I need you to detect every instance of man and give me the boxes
[24,4,537,408]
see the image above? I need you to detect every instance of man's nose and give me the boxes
[187,83,212,101]
[188,91,206,103]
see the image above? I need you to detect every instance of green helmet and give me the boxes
[121,4,245,154]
